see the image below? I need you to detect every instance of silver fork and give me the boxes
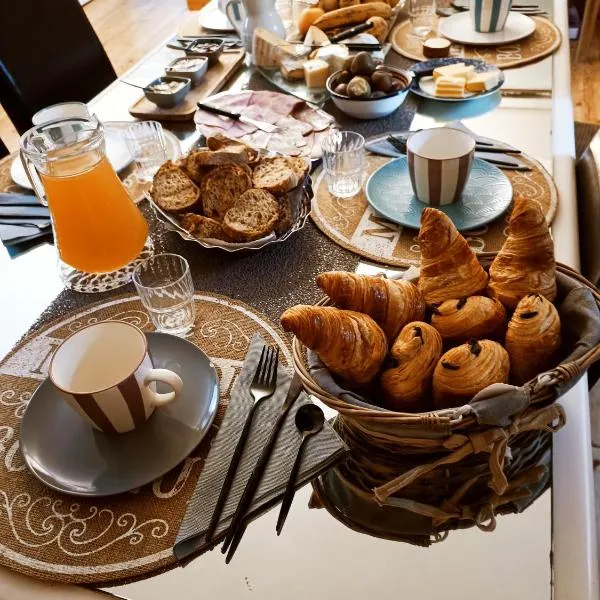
[204,344,279,542]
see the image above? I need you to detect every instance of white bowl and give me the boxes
[326,66,413,120]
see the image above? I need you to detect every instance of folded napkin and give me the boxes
[173,334,348,562]
[0,192,52,253]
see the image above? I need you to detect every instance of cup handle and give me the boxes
[143,368,183,407]
[224,0,244,36]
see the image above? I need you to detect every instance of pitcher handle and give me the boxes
[19,150,48,206]
[224,0,244,36]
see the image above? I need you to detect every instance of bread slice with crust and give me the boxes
[151,161,200,213]
[208,134,260,164]
[223,188,280,242]
[200,164,253,220]
[180,213,230,241]
[252,157,298,194]
[287,156,310,181]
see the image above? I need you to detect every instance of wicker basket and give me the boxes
[293,256,600,539]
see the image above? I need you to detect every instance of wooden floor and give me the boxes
[0,0,598,152]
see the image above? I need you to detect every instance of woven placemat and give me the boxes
[391,17,561,69]
[310,152,558,268]
[0,293,289,585]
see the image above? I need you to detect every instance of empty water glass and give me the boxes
[409,0,436,37]
[133,254,195,335]
[124,121,168,182]
[322,131,365,199]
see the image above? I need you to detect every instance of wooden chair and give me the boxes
[575,0,600,62]
[0,0,116,134]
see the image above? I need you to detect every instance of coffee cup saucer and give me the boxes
[365,156,513,231]
[20,332,219,497]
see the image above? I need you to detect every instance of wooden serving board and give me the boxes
[128,49,246,121]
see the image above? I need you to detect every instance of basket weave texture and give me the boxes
[293,256,600,535]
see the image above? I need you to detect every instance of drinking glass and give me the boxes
[322,131,365,199]
[123,121,168,182]
[409,0,436,37]
[133,254,196,335]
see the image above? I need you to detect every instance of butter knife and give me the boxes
[197,102,279,133]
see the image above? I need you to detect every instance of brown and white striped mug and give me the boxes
[407,128,475,206]
[49,321,183,434]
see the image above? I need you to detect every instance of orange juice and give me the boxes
[41,156,148,273]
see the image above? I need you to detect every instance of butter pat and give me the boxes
[465,71,499,92]
[315,44,349,72]
[432,62,474,81]
[434,75,466,98]
[304,58,330,89]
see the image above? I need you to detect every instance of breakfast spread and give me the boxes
[150,134,309,244]
[194,90,337,159]
[167,57,206,71]
[148,80,187,94]
[281,199,562,412]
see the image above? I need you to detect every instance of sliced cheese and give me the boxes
[304,25,330,47]
[253,27,293,68]
[281,58,305,81]
[465,71,499,92]
[432,62,474,81]
[304,58,330,89]
[315,44,349,72]
[434,75,466,98]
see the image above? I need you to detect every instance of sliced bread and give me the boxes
[287,156,310,181]
[223,188,280,242]
[151,161,200,213]
[252,157,299,194]
[180,213,230,241]
[200,164,253,220]
[208,133,260,164]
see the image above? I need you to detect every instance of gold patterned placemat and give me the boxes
[311,152,557,268]
[391,17,561,69]
[0,293,289,585]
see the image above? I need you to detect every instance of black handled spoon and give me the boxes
[275,404,325,536]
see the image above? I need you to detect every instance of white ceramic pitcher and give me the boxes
[221,0,285,53]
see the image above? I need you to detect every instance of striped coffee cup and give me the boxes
[407,128,475,206]
[49,321,183,434]
[470,0,512,32]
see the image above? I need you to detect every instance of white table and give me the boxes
[0,0,596,597]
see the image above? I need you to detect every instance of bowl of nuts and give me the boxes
[326,52,413,120]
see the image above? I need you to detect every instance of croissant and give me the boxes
[505,294,561,385]
[432,339,510,409]
[316,271,425,342]
[431,296,506,344]
[487,196,556,309]
[280,305,387,385]
[380,322,443,412]
[417,207,488,304]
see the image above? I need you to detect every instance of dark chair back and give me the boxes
[0,0,116,134]
[0,138,8,160]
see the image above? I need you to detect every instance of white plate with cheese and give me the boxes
[411,58,504,102]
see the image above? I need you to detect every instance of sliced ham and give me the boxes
[292,104,336,132]
[195,91,255,133]
[241,129,272,150]
[275,115,314,137]
[253,91,304,118]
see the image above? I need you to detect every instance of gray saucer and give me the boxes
[20,332,219,497]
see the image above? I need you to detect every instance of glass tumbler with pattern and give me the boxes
[133,254,196,335]
[322,131,365,199]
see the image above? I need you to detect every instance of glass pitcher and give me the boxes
[20,114,153,293]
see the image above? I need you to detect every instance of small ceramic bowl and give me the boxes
[185,38,224,66]
[165,56,208,87]
[326,66,413,120]
[144,76,191,108]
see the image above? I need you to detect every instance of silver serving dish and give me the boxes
[147,176,313,253]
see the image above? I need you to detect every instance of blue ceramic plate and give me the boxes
[410,58,505,102]
[365,157,513,231]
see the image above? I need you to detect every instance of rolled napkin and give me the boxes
[173,334,347,562]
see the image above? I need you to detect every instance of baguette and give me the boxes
[313,2,391,29]
[150,161,200,213]
[223,189,280,242]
